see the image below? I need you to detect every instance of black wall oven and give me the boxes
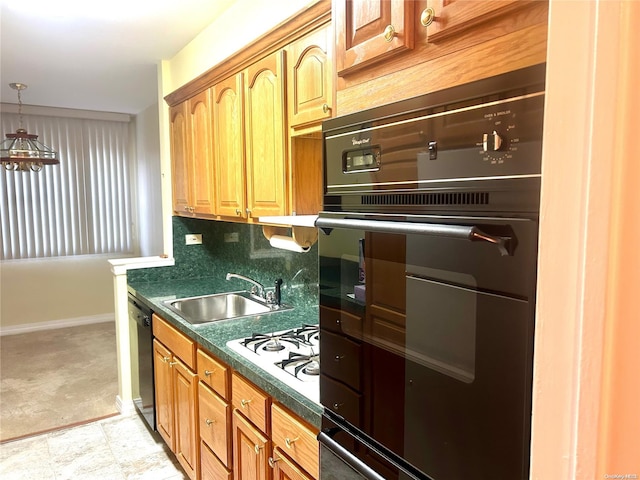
[317,65,545,480]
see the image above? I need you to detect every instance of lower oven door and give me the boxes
[317,213,538,480]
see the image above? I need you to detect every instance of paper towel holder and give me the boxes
[262,225,318,253]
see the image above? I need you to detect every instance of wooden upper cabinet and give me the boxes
[336,0,415,75]
[213,73,246,219]
[170,89,215,216]
[244,50,287,219]
[425,0,529,42]
[169,102,190,214]
[188,89,215,215]
[286,23,333,128]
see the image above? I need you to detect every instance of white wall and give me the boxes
[0,255,117,332]
[134,102,164,257]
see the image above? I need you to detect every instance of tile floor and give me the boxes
[0,413,187,480]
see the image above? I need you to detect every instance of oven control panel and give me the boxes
[323,64,546,195]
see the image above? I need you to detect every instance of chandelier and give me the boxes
[0,83,60,172]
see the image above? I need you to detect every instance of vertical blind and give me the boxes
[0,112,133,260]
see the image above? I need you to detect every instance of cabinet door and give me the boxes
[425,0,527,42]
[188,89,216,215]
[153,339,174,450]
[244,50,287,219]
[201,441,232,480]
[271,447,314,480]
[199,382,231,468]
[287,23,333,127]
[173,357,199,480]
[335,0,414,75]
[170,102,190,214]
[213,73,246,219]
[232,410,270,480]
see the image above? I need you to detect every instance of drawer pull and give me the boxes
[285,436,299,448]
[254,444,263,455]
[205,418,214,426]
[268,456,280,468]
[421,7,436,27]
[383,24,396,42]
[240,398,252,408]
[204,369,213,376]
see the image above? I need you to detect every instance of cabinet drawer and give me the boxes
[320,374,361,427]
[272,446,314,480]
[319,306,363,338]
[200,441,232,480]
[320,329,361,390]
[198,382,231,468]
[152,314,196,370]
[271,403,319,479]
[197,349,230,400]
[232,372,270,434]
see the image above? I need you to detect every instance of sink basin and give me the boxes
[162,291,291,325]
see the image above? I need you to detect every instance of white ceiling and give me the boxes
[0,0,236,114]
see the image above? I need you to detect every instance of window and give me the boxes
[0,111,133,260]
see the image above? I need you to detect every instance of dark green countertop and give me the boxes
[128,276,323,429]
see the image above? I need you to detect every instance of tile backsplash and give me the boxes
[127,217,318,304]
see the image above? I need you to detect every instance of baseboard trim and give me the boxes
[116,395,137,416]
[0,313,115,336]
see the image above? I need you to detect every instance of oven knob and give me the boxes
[482,131,504,151]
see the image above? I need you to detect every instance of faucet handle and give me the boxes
[274,278,283,306]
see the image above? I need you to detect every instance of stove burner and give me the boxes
[262,339,285,352]
[241,331,308,353]
[276,351,320,378]
[302,361,320,376]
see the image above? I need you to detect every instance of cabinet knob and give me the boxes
[420,7,436,27]
[205,418,214,426]
[245,208,251,215]
[235,208,242,216]
[383,24,396,42]
[333,402,344,411]
[169,361,178,367]
[204,369,213,377]
[162,356,170,363]
[254,444,263,455]
[240,398,252,407]
[322,103,331,114]
[285,436,299,448]
[334,355,344,362]
[268,456,280,468]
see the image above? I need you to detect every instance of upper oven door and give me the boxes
[317,212,538,480]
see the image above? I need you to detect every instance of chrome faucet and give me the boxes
[226,273,266,299]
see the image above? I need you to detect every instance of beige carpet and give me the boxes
[0,322,120,442]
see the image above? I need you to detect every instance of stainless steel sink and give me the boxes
[162,291,291,325]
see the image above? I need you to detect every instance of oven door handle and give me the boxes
[316,217,512,256]
[318,431,387,480]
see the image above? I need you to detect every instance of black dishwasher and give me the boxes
[128,293,155,431]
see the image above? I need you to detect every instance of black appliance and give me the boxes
[316,64,545,480]
[128,292,155,430]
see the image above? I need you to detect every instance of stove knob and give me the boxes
[482,130,504,152]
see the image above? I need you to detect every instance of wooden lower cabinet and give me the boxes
[272,447,314,480]
[233,410,271,480]
[153,325,320,480]
[153,338,199,480]
[201,441,232,480]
